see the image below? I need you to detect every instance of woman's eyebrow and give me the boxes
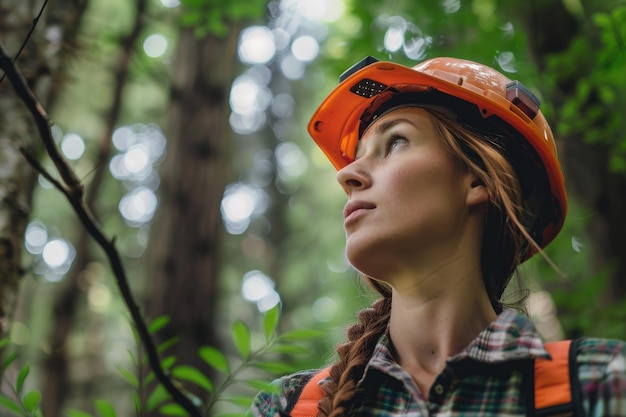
[374,117,415,135]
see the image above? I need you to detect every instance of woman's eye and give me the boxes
[385,135,408,155]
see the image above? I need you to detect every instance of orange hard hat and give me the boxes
[307,56,566,253]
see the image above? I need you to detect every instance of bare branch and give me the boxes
[0,42,203,417]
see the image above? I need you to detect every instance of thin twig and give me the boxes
[0,43,203,417]
[0,0,49,85]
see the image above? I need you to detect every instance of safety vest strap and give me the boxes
[533,339,582,417]
[290,339,580,417]
[289,366,331,417]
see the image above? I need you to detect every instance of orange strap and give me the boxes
[290,366,331,417]
[534,340,572,411]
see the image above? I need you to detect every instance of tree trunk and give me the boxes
[145,25,240,402]
[0,0,87,350]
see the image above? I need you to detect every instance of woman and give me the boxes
[249,57,626,416]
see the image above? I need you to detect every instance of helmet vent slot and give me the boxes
[350,79,388,98]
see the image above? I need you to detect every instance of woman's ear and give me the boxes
[466,175,489,207]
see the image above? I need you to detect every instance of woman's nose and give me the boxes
[336,161,371,193]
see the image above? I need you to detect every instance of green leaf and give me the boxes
[133,393,141,416]
[0,395,22,414]
[23,390,41,412]
[2,351,17,370]
[159,403,189,416]
[115,365,139,388]
[263,303,280,341]
[148,316,170,334]
[231,321,251,360]
[278,329,324,340]
[198,346,229,374]
[125,349,137,367]
[146,384,169,412]
[171,365,213,392]
[267,344,309,355]
[16,364,29,393]
[157,336,180,354]
[161,355,177,370]
[0,337,9,349]
[94,399,116,417]
[244,379,280,394]
[223,396,255,408]
[144,370,155,386]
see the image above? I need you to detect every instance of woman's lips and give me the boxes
[343,200,376,222]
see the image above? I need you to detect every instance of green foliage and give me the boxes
[231,321,251,360]
[0,339,44,417]
[114,305,321,415]
[546,5,626,171]
[179,0,267,37]
[94,400,116,417]
[0,305,321,416]
[198,346,230,375]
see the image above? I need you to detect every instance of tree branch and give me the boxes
[0,43,203,417]
[0,0,48,85]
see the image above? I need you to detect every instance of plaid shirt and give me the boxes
[249,310,626,416]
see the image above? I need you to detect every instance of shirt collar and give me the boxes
[448,309,550,363]
[362,308,550,382]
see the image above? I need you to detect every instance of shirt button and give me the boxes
[434,384,444,395]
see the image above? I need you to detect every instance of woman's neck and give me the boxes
[386,268,497,394]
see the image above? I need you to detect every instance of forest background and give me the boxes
[0,0,625,416]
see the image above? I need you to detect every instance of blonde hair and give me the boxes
[317,109,536,416]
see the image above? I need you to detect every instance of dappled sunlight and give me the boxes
[25,220,79,282]
[221,183,269,235]
[312,296,338,322]
[42,239,71,268]
[36,237,76,282]
[241,270,281,312]
[279,54,306,80]
[118,187,158,225]
[291,35,319,61]
[24,221,48,254]
[108,124,166,227]
[110,124,166,184]
[281,0,345,22]
[275,142,307,179]
[374,14,432,60]
[238,26,276,65]
[88,283,112,313]
[159,0,180,8]
[60,132,86,160]
[230,76,273,115]
[143,33,169,58]
[441,0,462,14]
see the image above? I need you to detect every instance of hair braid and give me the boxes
[317,284,392,417]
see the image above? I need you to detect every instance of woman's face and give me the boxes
[336,107,487,280]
